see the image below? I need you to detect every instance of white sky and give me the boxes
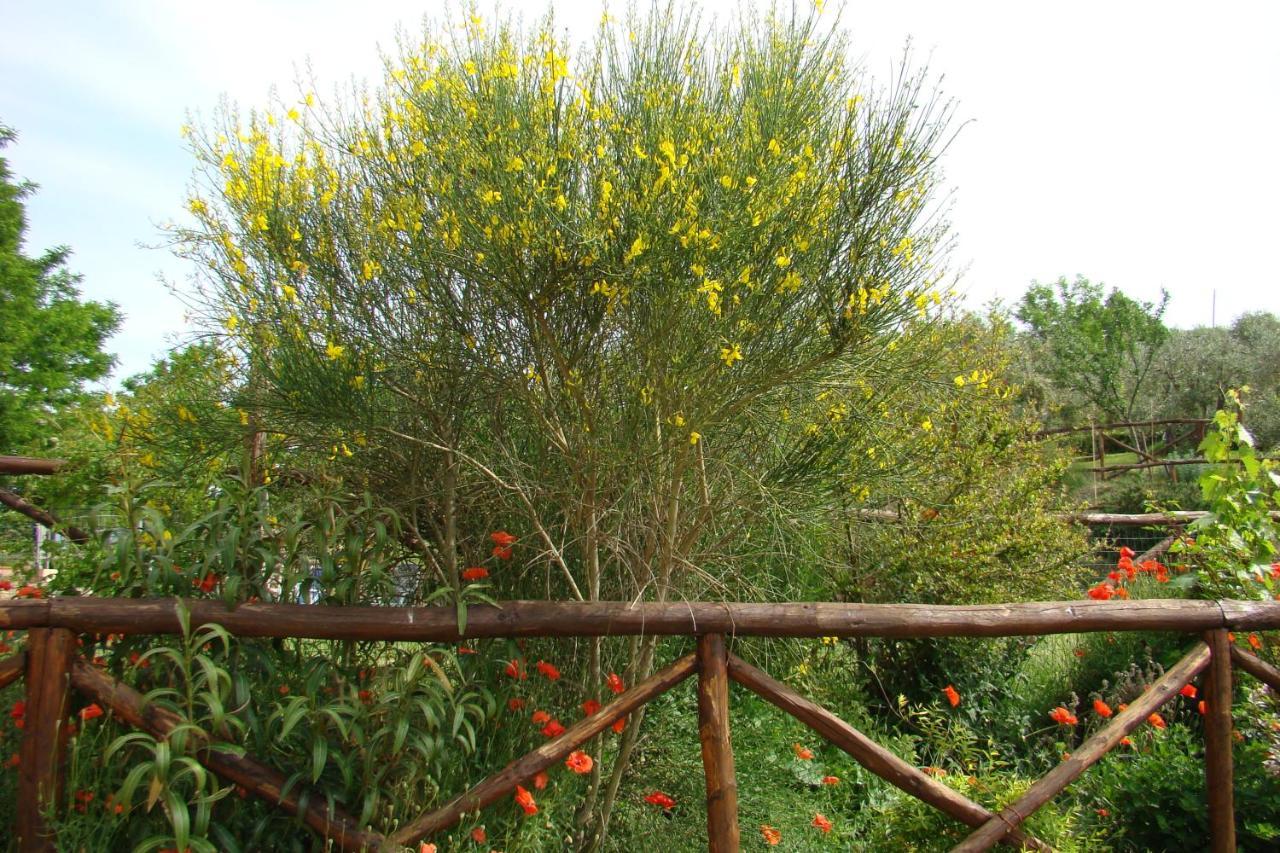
[3,1,1278,384]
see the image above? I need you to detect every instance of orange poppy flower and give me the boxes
[1093,699,1113,718]
[79,703,104,722]
[792,743,814,760]
[1249,633,1263,651]
[1119,736,1133,747]
[1198,700,1207,715]
[533,770,549,790]
[582,699,601,717]
[541,720,566,737]
[942,685,960,707]
[1180,684,1197,699]
[812,813,833,834]
[504,659,527,680]
[461,566,488,581]
[536,660,561,681]
[514,785,538,815]
[822,775,839,786]
[612,717,626,733]
[490,531,516,560]
[419,844,437,853]
[1049,707,1078,726]
[565,750,593,774]
[1147,712,1166,729]
[760,825,781,845]
[531,710,551,725]
[471,827,486,843]
[507,698,526,711]
[606,672,626,694]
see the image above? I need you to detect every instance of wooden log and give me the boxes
[852,507,1280,527]
[0,457,66,476]
[21,596,1280,642]
[1203,630,1235,852]
[727,654,1049,851]
[0,652,26,690]
[0,599,49,630]
[17,627,75,851]
[69,659,379,851]
[389,652,697,846]
[1230,645,1280,693]
[697,635,739,852]
[1035,418,1209,437]
[0,487,90,543]
[952,642,1211,852]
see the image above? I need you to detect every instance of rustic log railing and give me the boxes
[2,597,1279,851]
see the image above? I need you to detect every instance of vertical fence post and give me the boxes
[697,633,740,852]
[1203,629,1235,852]
[17,627,75,852]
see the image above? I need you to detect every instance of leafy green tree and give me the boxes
[0,125,121,450]
[1015,276,1168,423]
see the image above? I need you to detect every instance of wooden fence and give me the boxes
[2,596,1280,851]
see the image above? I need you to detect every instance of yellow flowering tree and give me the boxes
[174,5,956,841]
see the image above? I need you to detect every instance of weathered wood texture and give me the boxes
[17,628,75,852]
[1203,631,1236,853]
[1231,645,1280,693]
[0,651,25,689]
[727,654,1048,852]
[0,487,90,543]
[697,635,739,852]
[853,507,1280,527]
[70,659,379,851]
[952,642,1211,852]
[389,653,697,846]
[6,597,1280,641]
[0,456,66,476]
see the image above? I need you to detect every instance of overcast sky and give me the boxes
[3,1,1278,384]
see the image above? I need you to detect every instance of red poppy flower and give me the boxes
[942,685,960,707]
[278,685,290,696]
[16,585,42,599]
[792,743,814,760]
[1119,546,1136,559]
[0,580,10,591]
[1147,712,1166,729]
[1096,808,1110,817]
[812,813,833,834]
[504,659,527,680]
[507,698,526,712]
[1198,700,1207,715]
[420,844,437,853]
[565,750,593,774]
[612,717,626,733]
[606,672,625,694]
[536,660,561,681]
[644,791,676,809]
[490,531,516,560]
[533,770,549,789]
[1114,587,1130,599]
[822,775,839,786]
[457,645,477,655]
[582,699,601,717]
[197,572,217,593]
[10,701,24,720]
[514,784,538,815]
[1087,583,1114,601]
[761,825,781,845]
[541,720,565,737]
[1093,699,1113,718]
[1119,736,1133,747]
[1180,684,1197,699]
[531,710,551,725]
[1249,633,1263,651]
[1049,707,1078,726]
[471,827,486,843]
[461,566,488,581]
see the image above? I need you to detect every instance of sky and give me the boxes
[3,1,1278,385]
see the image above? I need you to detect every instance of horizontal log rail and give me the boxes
[1035,418,1209,437]
[1,597,1275,851]
[853,507,1280,527]
[2,596,1280,641]
[0,456,67,476]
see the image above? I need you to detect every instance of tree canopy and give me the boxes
[0,125,120,450]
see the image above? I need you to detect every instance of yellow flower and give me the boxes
[689,431,702,445]
[673,413,686,427]
[325,341,345,360]
[480,189,502,204]
[281,284,298,302]
[774,252,791,269]
[953,375,965,388]
[505,156,525,172]
[624,234,648,263]
[720,343,743,366]
[767,138,782,156]
[719,174,734,189]
[920,418,932,432]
